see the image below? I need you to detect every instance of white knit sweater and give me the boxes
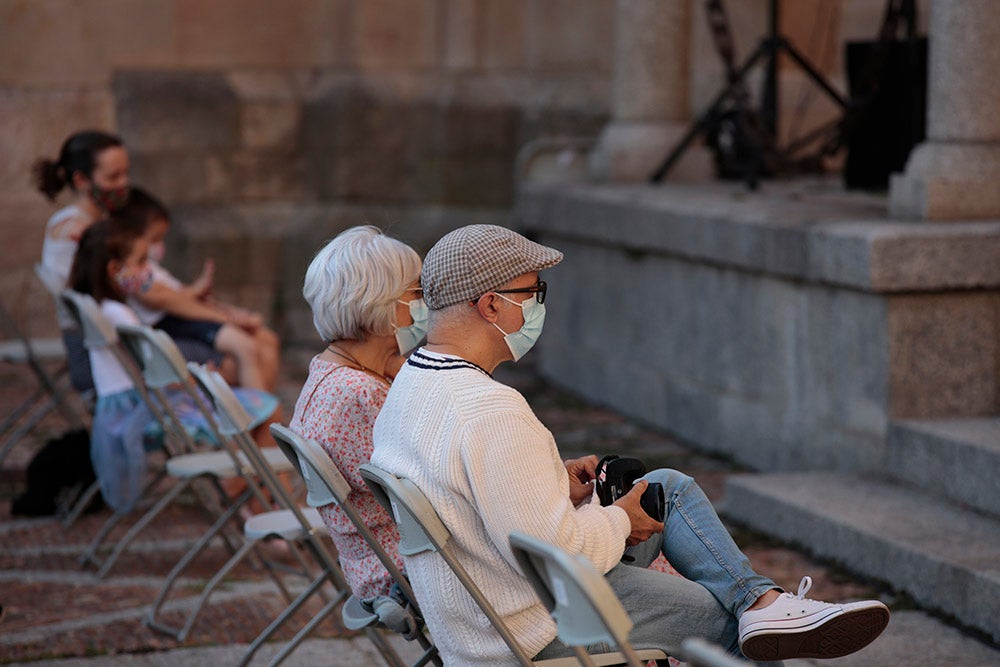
[371,350,631,666]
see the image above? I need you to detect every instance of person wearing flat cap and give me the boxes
[371,225,889,666]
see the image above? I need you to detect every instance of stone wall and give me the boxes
[1,0,616,341]
[108,68,607,344]
[0,0,918,342]
[519,181,1000,472]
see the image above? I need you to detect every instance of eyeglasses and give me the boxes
[492,280,547,305]
[404,287,424,299]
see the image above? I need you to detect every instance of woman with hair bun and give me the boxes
[35,130,280,393]
[35,130,130,392]
[36,130,130,288]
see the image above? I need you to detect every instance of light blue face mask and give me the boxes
[394,297,429,355]
[492,294,546,362]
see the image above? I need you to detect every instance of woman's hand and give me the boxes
[226,307,263,332]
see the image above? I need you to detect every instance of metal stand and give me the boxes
[650,0,848,187]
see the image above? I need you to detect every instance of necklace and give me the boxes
[326,344,391,386]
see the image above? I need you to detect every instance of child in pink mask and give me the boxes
[67,219,278,512]
[115,188,282,393]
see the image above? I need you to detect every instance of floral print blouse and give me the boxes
[289,356,402,599]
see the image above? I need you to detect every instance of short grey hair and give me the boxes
[303,225,422,342]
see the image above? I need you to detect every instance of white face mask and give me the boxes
[492,294,545,362]
[393,297,429,355]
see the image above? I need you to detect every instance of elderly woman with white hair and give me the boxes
[289,225,427,598]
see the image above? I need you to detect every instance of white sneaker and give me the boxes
[738,576,890,661]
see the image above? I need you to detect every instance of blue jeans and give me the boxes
[534,468,779,663]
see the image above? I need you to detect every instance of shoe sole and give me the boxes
[741,606,890,661]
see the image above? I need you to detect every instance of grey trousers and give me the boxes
[533,468,782,665]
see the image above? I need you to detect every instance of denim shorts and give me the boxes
[155,315,223,349]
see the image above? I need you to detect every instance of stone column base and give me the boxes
[589,120,713,183]
[889,141,1000,220]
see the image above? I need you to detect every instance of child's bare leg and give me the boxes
[223,404,283,513]
[214,325,264,390]
[214,354,239,386]
[254,327,281,391]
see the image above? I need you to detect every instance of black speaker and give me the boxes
[843,38,927,190]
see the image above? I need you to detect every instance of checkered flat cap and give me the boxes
[421,225,563,310]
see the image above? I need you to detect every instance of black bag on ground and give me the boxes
[11,429,103,516]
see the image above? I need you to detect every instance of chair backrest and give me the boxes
[187,362,256,436]
[508,531,644,666]
[116,324,238,458]
[270,424,419,606]
[190,362,351,591]
[190,363,311,502]
[270,423,351,508]
[116,324,191,390]
[58,289,116,350]
[358,463,536,667]
[358,464,448,558]
[34,263,75,326]
[57,289,157,413]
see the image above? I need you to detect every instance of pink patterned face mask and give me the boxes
[113,265,153,296]
[90,184,131,212]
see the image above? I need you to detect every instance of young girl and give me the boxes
[119,188,282,391]
[67,218,279,512]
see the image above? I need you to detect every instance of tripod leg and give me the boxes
[650,43,771,182]
[649,114,715,183]
[778,38,849,109]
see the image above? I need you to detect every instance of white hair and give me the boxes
[303,225,422,342]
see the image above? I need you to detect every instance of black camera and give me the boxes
[594,455,665,522]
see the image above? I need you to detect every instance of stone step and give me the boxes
[722,471,1000,645]
[887,418,1000,518]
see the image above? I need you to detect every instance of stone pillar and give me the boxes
[589,0,710,182]
[889,0,1000,220]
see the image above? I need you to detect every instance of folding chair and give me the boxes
[360,464,657,667]
[28,265,100,526]
[58,289,212,574]
[58,289,181,451]
[678,638,747,667]
[508,531,671,667]
[33,263,94,394]
[0,298,87,466]
[269,423,441,667]
[184,365,401,667]
[33,263,74,330]
[94,323,294,582]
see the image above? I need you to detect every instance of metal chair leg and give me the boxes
[76,469,167,568]
[93,477,192,578]
[60,480,102,528]
[145,487,254,633]
[240,575,345,667]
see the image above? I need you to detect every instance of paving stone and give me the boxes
[2,351,997,664]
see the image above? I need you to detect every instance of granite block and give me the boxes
[114,71,240,152]
[887,293,1000,418]
[173,0,350,68]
